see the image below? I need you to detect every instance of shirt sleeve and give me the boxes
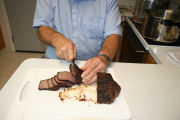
[33,0,54,28]
[104,0,122,38]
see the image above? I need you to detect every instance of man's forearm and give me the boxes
[98,34,121,60]
[37,26,65,47]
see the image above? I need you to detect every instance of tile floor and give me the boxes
[0,47,44,89]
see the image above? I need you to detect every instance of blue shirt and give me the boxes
[33,0,121,60]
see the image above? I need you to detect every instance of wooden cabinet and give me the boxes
[118,21,147,63]
[117,21,156,64]
[0,25,5,51]
[145,53,156,64]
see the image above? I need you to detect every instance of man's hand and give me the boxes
[38,26,77,61]
[52,37,77,61]
[81,56,108,85]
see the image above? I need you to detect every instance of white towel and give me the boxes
[168,52,180,65]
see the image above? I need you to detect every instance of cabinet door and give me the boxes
[119,21,147,63]
[0,25,5,51]
[146,53,156,64]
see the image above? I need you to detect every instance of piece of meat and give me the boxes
[48,84,72,91]
[97,72,121,104]
[59,84,97,103]
[59,72,120,104]
[38,63,86,91]
[56,71,75,84]
[69,64,83,84]
[38,72,75,91]
[47,79,53,88]
[54,75,62,84]
[51,77,58,86]
[38,80,49,90]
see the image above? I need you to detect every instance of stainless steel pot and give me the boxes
[142,9,180,43]
[134,0,170,23]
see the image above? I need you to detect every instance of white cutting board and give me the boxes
[8,68,131,120]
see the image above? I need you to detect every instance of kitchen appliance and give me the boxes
[142,9,180,43]
[134,0,170,23]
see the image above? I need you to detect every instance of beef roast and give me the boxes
[97,72,121,104]
[69,64,83,84]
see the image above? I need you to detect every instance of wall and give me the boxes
[0,0,15,51]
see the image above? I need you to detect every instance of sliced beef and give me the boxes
[54,75,72,85]
[38,72,75,91]
[38,80,49,90]
[56,71,75,84]
[47,79,53,88]
[69,64,83,84]
[51,77,58,86]
[48,84,71,91]
[97,72,121,104]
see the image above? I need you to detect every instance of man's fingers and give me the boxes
[65,50,69,60]
[57,50,63,59]
[67,43,76,61]
[101,68,107,72]
[68,50,74,61]
[81,61,97,78]
[82,64,102,83]
[81,60,91,71]
[84,75,97,85]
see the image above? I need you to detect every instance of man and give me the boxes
[33,0,121,85]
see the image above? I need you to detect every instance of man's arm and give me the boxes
[81,34,120,84]
[98,34,120,62]
[38,26,77,61]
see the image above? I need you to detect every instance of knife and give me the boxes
[71,59,75,65]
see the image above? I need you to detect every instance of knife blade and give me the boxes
[71,59,75,65]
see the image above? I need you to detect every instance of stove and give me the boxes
[128,17,180,47]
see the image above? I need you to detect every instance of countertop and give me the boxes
[0,53,180,120]
[1,23,180,120]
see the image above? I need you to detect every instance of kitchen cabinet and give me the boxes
[118,20,156,64]
[118,21,147,63]
[0,25,5,51]
[145,53,156,64]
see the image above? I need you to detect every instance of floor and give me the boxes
[0,47,44,89]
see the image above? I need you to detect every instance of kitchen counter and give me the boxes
[120,17,180,120]
[0,55,180,120]
[1,23,180,120]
